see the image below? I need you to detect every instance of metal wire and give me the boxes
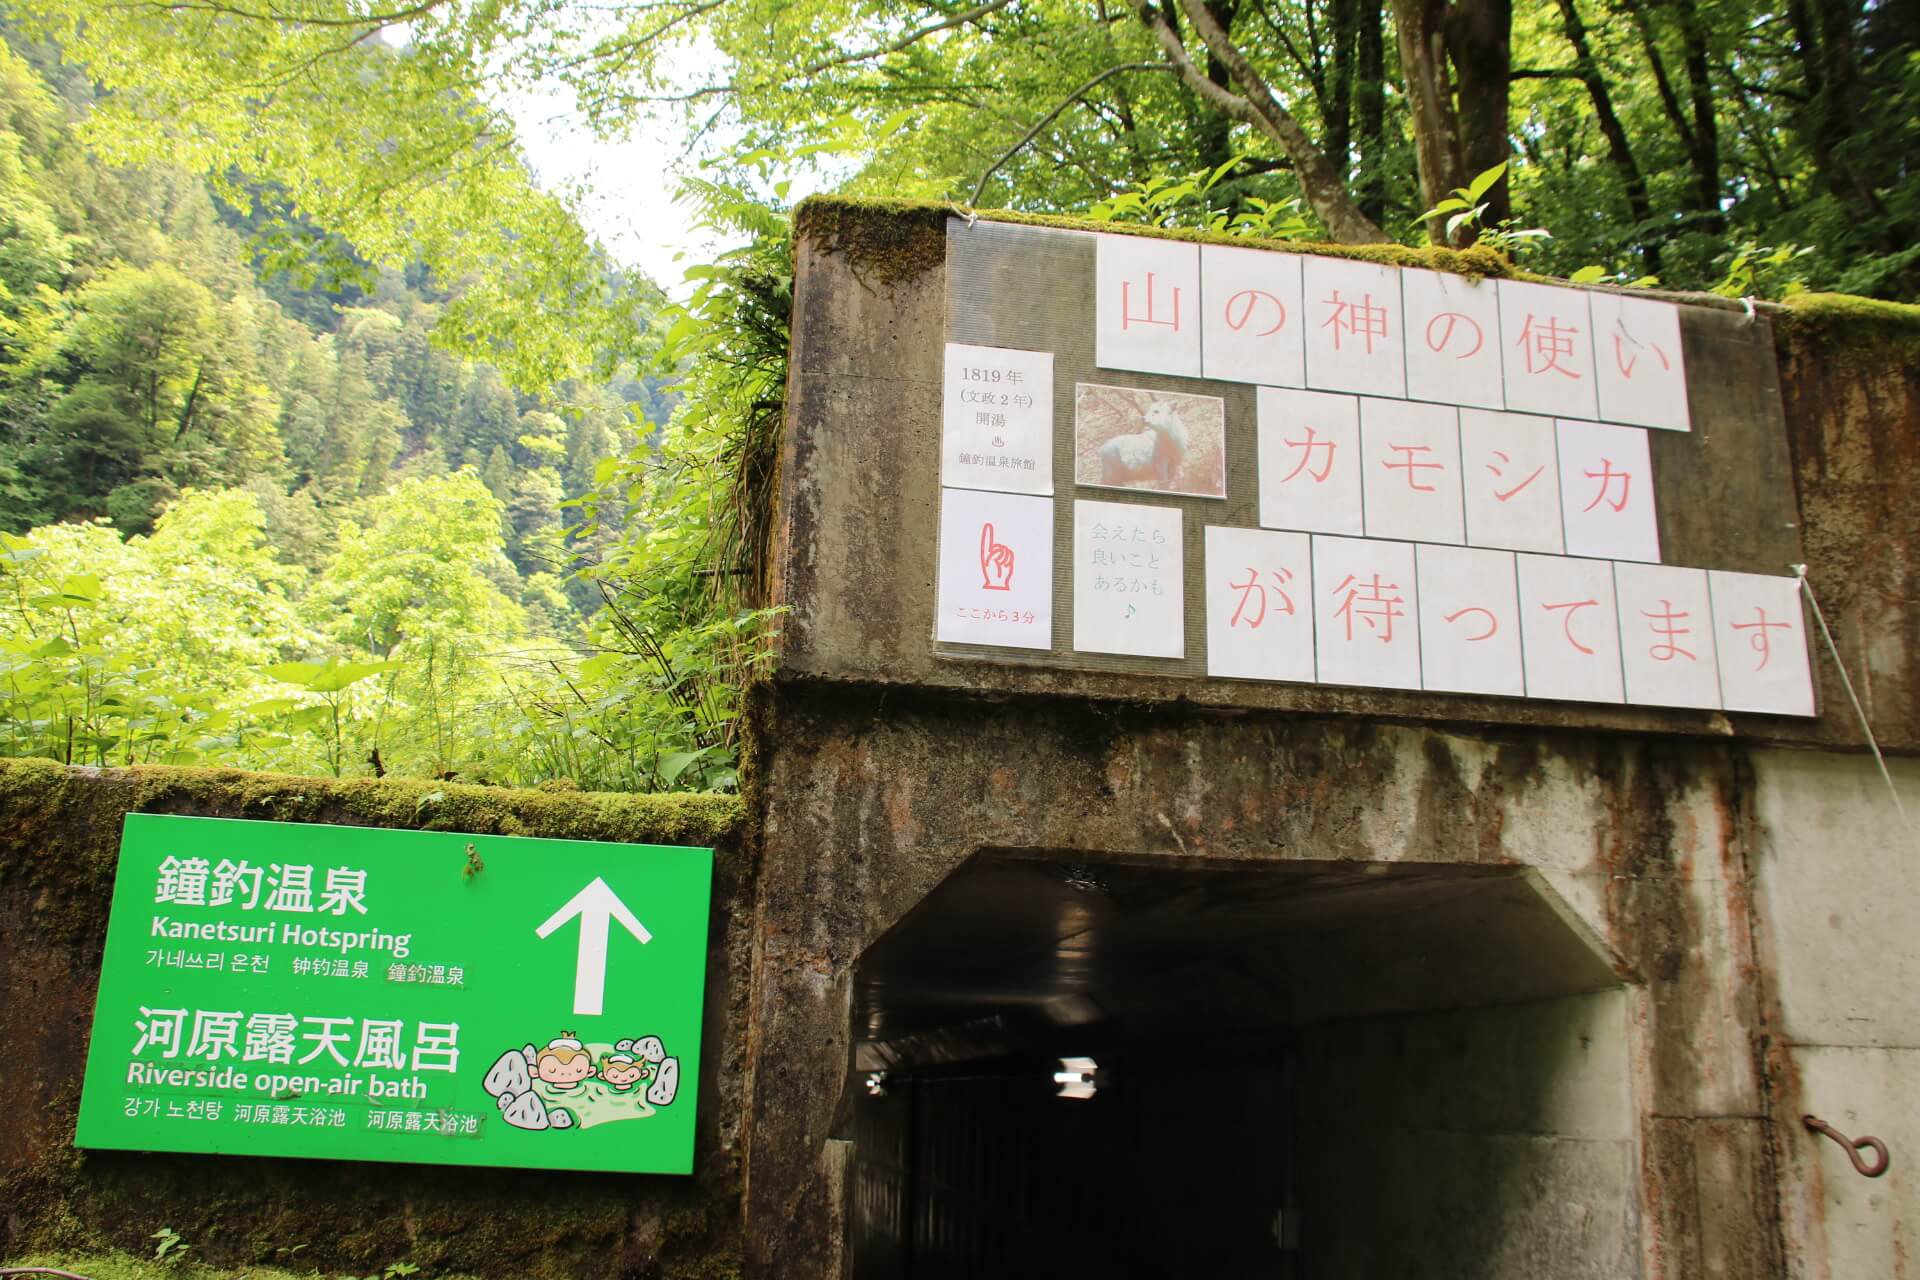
[1794,563,1917,846]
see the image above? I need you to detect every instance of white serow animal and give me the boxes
[1098,399,1189,490]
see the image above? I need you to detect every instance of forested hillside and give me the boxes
[0,35,765,792]
[1,0,1911,800]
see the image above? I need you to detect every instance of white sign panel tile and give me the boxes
[1360,397,1464,544]
[1499,279,1598,419]
[1557,419,1660,563]
[1313,535,1421,689]
[1402,267,1504,409]
[1591,292,1689,432]
[941,342,1054,494]
[1415,544,1523,697]
[1709,570,1816,716]
[1459,408,1563,554]
[1095,234,1201,376]
[1614,562,1720,708]
[935,488,1055,649]
[1256,387,1363,535]
[1204,527,1315,683]
[1200,244,1305,387]
[1302,256,1406,399]
[1073,499,1184,658]
[1517,553,1624,703]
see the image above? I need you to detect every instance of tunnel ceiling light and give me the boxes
[864,1071,887,1097]
[1054,1056,1099,1100]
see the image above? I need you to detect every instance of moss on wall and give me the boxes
[795,193,1520,289]
[0,760,749,1280]
[0,758,742,943]
[789,195,1820,313]
[4,1247,477,1280]
[1776,291,1920,374]
[1770,292,1920,752]
[4,1129,744,1280]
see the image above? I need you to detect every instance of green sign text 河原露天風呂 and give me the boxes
[77,814,713,1174]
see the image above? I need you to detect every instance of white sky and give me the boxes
[508,87,732,298]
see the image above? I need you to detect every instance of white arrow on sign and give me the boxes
[535,877,653,1016]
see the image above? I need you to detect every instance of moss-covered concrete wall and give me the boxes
[0,759,750,1280]
[744,203,1920,1278]
[1774,293,1920,752]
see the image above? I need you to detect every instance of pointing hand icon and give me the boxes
[979,523,1015,591]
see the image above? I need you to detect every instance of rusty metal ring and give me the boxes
[1804,1114,1891,1178]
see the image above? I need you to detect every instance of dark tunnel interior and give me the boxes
[846,851,1637,1280]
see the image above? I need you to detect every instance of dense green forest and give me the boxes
[0,34,773,790]
[0,0,1912,794]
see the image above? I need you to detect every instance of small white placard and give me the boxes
[1709,570,1816,716]
[1200,244,1305,386]
[1402,267,1504,409]
[1095,233,1201,377]
[1459,408,1564,554]
[1073,499,1185,658]
[1614,561,1720,708]
[935,488,1055,649]
[1516,553,1624,703]
[941,343,1054,494]
[1499,279,1598,419]
[1557,420,1659,563]
[1256,387,1364,535]
[1591,293,1689,432]
[1302,256,1406,398]
[1415,544,1523,696]
[1312,535,1421,689]
[1360,397,1465,544]
[1204,526,1315,682]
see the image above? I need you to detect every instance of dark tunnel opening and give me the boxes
[846,851,1638,1279]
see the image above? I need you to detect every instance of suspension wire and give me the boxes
[1794,563,1917,844]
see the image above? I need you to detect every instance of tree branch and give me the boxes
[1134,0,1259,125]
[794,0,1016,79]
[584,0,1014,113]
[109,0,450,28]
[970,62,1172,204]
[1154,0,1387,241]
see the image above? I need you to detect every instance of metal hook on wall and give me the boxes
[1804,1114,1891,1178]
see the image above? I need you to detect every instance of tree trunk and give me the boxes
[1198,0,1241,175]
[1326,0,1358,171]
[1444,0,1512,226]
[1354,0,1387,223]
[1671,0,1723,230]
[1554,0,1662,275]
[1390,0,1469,243]
[1139,0,1391,241]
[1787,0,1890,223]
[1621,0,1722,232]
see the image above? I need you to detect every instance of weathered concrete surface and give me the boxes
[0,759,752,1280]
[738,686,1781,1277]
[774,205,1912,749]
[1750,750,1920,1279]
[1774,300,1920,752]
[756,209,1920,1276]
[1296,991,1640,1278]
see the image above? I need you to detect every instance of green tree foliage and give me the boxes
[11,1,655,386]
[637,0,1916,294]
[4,0,1913,802]
[0,489,315,767]
[12,0,1911,297]
[0,40,763,792]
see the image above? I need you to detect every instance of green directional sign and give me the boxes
[76,814,714,1174]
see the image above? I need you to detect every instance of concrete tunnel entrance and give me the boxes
[845,852,1641,1279]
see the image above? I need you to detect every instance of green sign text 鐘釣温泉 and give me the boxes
[76,814,713,1174]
